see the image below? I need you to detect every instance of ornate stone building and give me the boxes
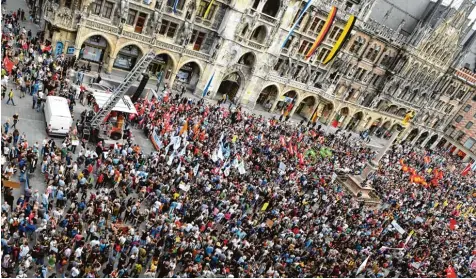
[42,0,476,160]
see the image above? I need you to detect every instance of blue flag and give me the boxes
[173,0,180,13]
[202,72,215,97]
[281,0,313,48]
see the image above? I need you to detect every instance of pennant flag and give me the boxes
[404,230,414,246]
[179,120,188,135]
[446,265,457,278]
[203,0,215,19]
[305,6,337,59]
[461,161,476,176]
[449,218,457,231]
[3,57,14,74]
[281,0,314,48]
[261,202,269,211]
[323,15,356,65]
[356,255,370,276]
[173,0,180,13]
[202,72,215,97]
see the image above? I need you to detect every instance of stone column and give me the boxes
[443,140,450,149]
[410,133,421,146]
[307,102,319,121]
[420,136,432,149]
[429,138,440,150]
[106,56,116,74]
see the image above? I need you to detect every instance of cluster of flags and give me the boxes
[399,159,445,187]
[282,1,356,64]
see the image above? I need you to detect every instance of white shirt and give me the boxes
[74,247,82,258]
[71,267,80,277]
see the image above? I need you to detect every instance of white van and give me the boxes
[44,96,73,137]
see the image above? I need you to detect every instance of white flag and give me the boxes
[356,255,370,275]
[167,152,175,166]
[193,163,200,176]
[173,136,182,150]
[238,160,246,174]
[176,161,182,174]
[179,141,189,156]
[217,144,224,161]
[211,149,218,162]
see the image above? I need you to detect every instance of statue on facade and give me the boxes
[357,92,366,104]
[235,15,248,37]
[150,10,162,36]
[342,88,351,100]
[301,63,312,83]
[289,38,300,56]
[370,97,380,108]
[185,0,196,19]
[358,0,373,19]
[210,39,222,60]
[347,65,356,77]
[177,21,193,46]
[119,0,129,23]
[287,59,296,78]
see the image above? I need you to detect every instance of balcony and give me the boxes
[43,6,77,31]
[248,40,265,51]
[83,18,119,34]
[122,31,154,44]
[259,13,277,24]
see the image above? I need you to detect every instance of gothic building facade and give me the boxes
[42,0,476,161]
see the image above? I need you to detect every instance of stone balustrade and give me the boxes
[43,6,77,30]
[248,40,265,51]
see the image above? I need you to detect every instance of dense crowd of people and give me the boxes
[2,3,476,279]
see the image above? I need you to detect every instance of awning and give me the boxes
[93,92,137,114]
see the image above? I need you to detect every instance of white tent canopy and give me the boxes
[93,92,137,114]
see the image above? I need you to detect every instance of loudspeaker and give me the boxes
[131,73,149,103]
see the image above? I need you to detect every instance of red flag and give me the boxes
[279,136,286,147]
[3,57,14,74]
[449,219,457,231]
[298,153,304,165]
[331,119,338,128]
[461,163,471,176]
[446,265,457,278]
[288,142,294,156]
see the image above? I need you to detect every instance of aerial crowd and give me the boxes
[1,4,476,279]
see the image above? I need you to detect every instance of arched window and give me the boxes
[350,37,365,54]
[370,45,381,61]
[262,0,280,17]
[250,25,267,44]
[365,44,375,60]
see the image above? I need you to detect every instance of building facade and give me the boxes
[42,0,476,160]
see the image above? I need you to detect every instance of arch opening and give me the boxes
[148,53,176,90]
[79,35,111,63]
[256,85,279,111]
[113,45,143,70]
[217,72,242,102]
[173,61,201,92]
